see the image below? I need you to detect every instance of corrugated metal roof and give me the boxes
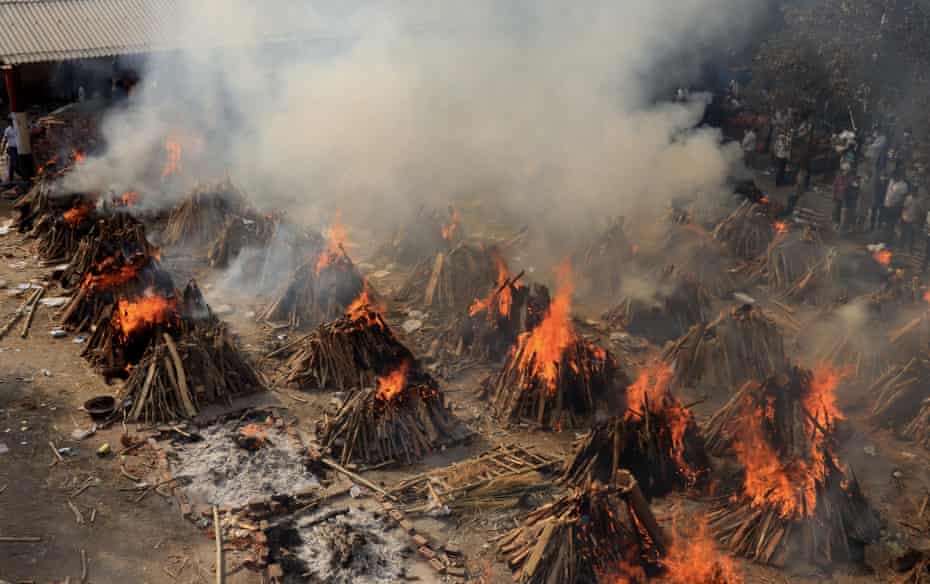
[0,0,183,64]
[0,0,330,65]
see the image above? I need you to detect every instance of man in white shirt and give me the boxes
[3,116,18,185]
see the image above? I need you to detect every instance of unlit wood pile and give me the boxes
[603,264,712,344]
[58,211,153,289]
[713,200,776,260]
[562,384,710,497]
[490,338,621,430]
[258,252,364,329]
[395,243,499,313]
[661,222,736,298]
[163,180,251,247]
[576,217,634,298]
[664,305,788,391]
[703,368,880,566]
[13,176,60,232]
[766,228,838,304]
[207,214,275,268]
[123,324,265,423]
[275,307,415,391]
[869,356,930,430]
[497,476,665,584]
[320,373,469,466]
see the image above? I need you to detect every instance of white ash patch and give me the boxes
[291,507,409,584]
[170,419,318,507]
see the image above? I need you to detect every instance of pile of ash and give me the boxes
[169,415,318,507]
[280,507,412,584]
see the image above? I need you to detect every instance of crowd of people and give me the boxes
[739,106,930,270]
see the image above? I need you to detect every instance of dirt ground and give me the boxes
[2,174,930,584]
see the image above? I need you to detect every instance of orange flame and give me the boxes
[81,254,148,291]
[626,361,702,487]
[316,211,351,273]
[773,221,788,234]
[441,207,461,241]
[70,149,87,165]
[806,362,850,428]
[924,290,930,305]
[512,261,575,395]
[375,361,409,402]
[468,252,520,317]
[872,249,892,266]
[346,280,386,322]
[63,203,93,226]
[114,291,177,339]
[161,133,182,178]
[239,423,269,447]
[119,191,140,206]
[663,519,742,584]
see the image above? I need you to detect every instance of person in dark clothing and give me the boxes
[833,163,855,229]
[3,116,18,186]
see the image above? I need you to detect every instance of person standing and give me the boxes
[774,124,792,187]
[741,126,757,167]
[866,130,889,231]
[3,116,18,186]
[901,189,922,253]
[833,162,854,229]
[883,170,910,243]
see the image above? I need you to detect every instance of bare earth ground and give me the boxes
[2,176,930,583]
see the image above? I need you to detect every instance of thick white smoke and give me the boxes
[64,0,765,242]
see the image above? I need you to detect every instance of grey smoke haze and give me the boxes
[65,0,764,242]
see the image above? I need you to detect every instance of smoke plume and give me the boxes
[65,0,766,246]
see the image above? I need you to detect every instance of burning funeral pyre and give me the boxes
[562,361,710,497]
[489,264,623,430]
[395,242,501,313]
[372,204,464,266]
[663,304,789,392]
[602,263,712,344]
[703,366,880,566]
[764,227,839,305]
[206,211,323,271]
[496,474,665,584]
[575,216,635,300]
[258,215,365,329]
[712,199,779,260]
[431,252,550,364]
[273,286,415,391]
[162,179,253,248]
[319,362,469,466]
[58,211,155,289]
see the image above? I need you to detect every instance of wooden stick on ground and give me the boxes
[80,548,88,584]
[20,285,45,338]
[0,536,42,543]
[0,286,42,340]
[213,505,225,584]
[320,457,397,501]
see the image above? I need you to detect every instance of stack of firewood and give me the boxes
[207,214,276,268]
[274,306,415,391]
[663,305,789,392]
[395,243,499,313]
[433,274,551,365]
[703,368,880,566]
[765,228,839,304]
[258,251,365,329]
[370,206,454,266]
[31,200,96,262]
[712,200,776,260]
[575,217,635,299]
[661,221,736,298]
[868,355,930,448]
[58,211,154,289]
[163,180,252,247]
[497,475,665,584]
[123,322,265,423]
[13,175,61,232]
[602,264,712,344]
[319,370,469,466]
[490,337,622,430]
[562,369,710,497]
